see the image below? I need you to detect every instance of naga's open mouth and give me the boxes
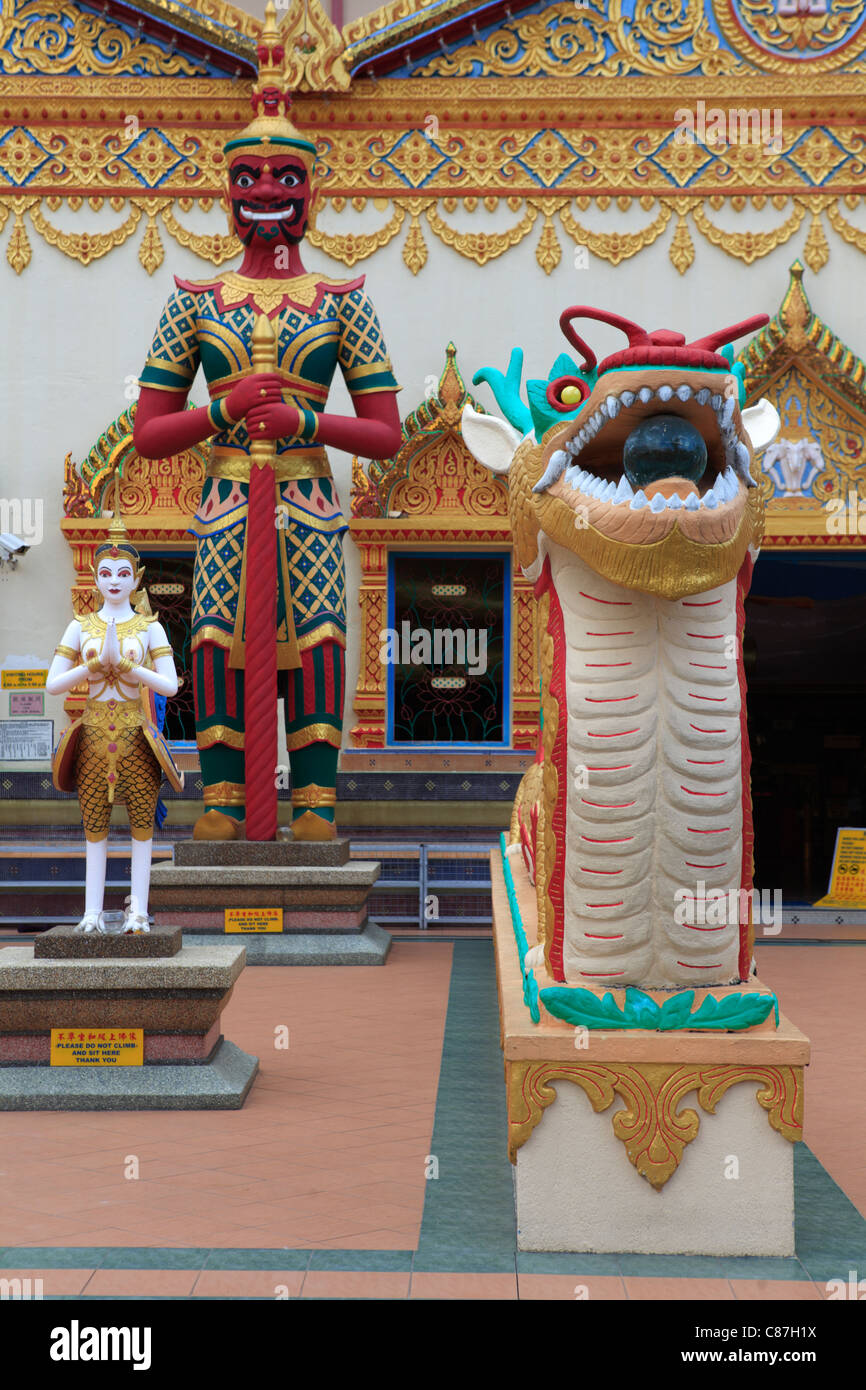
[535,366,756,548]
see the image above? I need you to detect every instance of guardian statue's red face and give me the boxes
[228,153,314,249]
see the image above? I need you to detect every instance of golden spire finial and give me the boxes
[106,471,130,549]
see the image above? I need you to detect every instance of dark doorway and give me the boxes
[746,553,866,902]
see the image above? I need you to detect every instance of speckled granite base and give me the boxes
[35,924,182,959]
[0,1038,258,1109]
[162,906,368,934]
[182,921,392,965]
[0,941,257,1107]
[174,837,351,868]
[149,859,385,961]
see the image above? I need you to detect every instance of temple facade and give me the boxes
[1,0,865,884]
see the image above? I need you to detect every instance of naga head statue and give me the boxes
[464,305,780,600]
[223,1,318,254]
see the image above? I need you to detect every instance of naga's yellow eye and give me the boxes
[561,386,584,405]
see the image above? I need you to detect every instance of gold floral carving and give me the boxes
[5,194,34,273]
[826,200,866,255]
[412,1,744,80]
[712,0,866,73]
[691,200,806,264]
[29,201,142,265]
[279,0,351,92]
[507,1060,804,1188]
[560,201,672,266]
[426,202,538,265]
[0,0,210,77]
[162,208,241,267]
[669,213,696,275]
[306,205,406,266]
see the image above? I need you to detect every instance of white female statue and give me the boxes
[46,486,183,933]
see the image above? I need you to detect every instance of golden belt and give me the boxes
[82,697,144,730]
[208,448,331,483]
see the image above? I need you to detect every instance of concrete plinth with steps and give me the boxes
[0,924,258,1109]
[149,835,390,965]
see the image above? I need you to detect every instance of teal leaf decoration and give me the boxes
[540,984,778,1032]
[625,987,663,1029]
[658,990,696,1031]
[541,987,630,1029]
[685,992,776,1031]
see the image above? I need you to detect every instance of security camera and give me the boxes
[0,533,28,568]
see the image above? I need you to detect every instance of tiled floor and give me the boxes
[0,938,864,1299]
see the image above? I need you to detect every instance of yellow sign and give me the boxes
[814,827,866,908]
[50,1029,144,1066]
[1,669,48,689]
[225,907,283,933]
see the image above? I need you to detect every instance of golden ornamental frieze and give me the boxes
[4,109,865,199]
[3,190,866,277]
[507,1059,804,1189]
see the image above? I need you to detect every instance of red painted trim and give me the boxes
[535,556,568,983]
[736,553,756,980]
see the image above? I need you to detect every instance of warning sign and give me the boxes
[50,1029,144,1066]
[814,827,866,908]
[225,907,282,933]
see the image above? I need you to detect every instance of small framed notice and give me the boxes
[813,826,866,908]
[9,691,44,716]
[225,907,282,933]
[0,718,54,760]
[1,669,48,689]
[50,1029,144,1067]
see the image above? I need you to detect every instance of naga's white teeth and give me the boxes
[613,476,634,504]
[620,390,635,407]
[601,480,616,502]
[667,492,683,509]
[719,397,736,430]
[711,394,723,410]
[734,439,753,483]
[649,492,666,512]
[638,386,653,404]
[676,384,692,401]
[703,488,719,509]
[550,450,568,470]
[566,438,581,456]
[533,452,569,492]
[685,491,700,510]
[606,395,621,418]
[722,465,739,500]
[696,388,711,405]
[630,489,649,510]
[658,384,673,402]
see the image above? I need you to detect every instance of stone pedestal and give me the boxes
[492,851,810,1256]
[0,924,258,1109]
[149,836,390,965]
